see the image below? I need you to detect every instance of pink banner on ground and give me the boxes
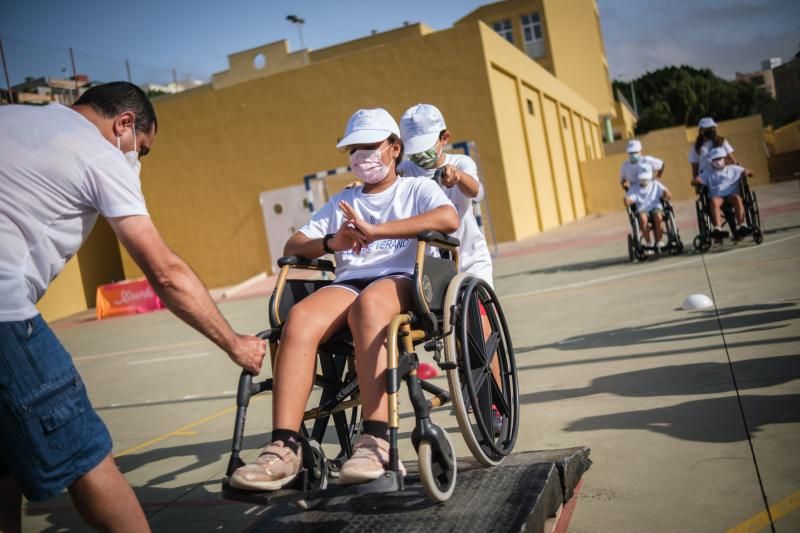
[95,278,165,320]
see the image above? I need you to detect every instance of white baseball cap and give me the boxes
[626,139,642,153]
[637,166,653,182]
[698,117,717,129]
[400,103,447,155]
[708,146,727,161]
[336,108,400,149]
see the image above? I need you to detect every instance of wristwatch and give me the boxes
[322,233,335,254]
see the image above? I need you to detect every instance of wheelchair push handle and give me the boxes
[277,256,335,272]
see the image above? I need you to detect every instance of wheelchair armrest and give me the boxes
[256,328,281,342]
[276,256,335,272]
[417,230,460,248]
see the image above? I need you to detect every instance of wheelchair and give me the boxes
[626,200,683,262]
[693,174,763,251]
[221,231,520,507]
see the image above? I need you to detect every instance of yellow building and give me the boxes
[38,3,608,320]
[455,0,617,141]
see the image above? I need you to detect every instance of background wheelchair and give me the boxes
[693,174,763,251]
[626,199,683,262]
[221,231,520,507]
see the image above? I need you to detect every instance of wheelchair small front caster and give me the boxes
[418,428,457,503]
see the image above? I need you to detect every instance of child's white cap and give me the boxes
[626,139,642,153]
[698,117,717,129]
[637,166,653,182]
[708,146,727,161]
[336,108,400,148]
[400,103,447,155]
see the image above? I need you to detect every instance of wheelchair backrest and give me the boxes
[269,279,333,327]
[413,254,457,319]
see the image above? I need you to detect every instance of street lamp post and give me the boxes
[286,15,307,64]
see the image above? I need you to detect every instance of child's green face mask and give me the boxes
[409,142,441,169]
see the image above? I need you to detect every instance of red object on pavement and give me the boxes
[417,362,439,380]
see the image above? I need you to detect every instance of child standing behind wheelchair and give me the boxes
[230,108,458,491]
[625,166,672,251]
[692,146,753,238]
[619,139,664,191]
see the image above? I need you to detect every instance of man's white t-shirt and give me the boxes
[0,104,148,321]
[626,181,669,213]
[620,156,664,186]
[398,154,493,286]
[700,164,744,198]
[688,139,734,175]
[298,177,454,282]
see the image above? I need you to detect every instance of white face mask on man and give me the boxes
[116,124,141,177]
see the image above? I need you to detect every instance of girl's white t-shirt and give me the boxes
[620,155,664,186]
[398,154,493,286]
[298,177,454,282]
[700,164,744,197]
[626,181,669,213]
[688,139,734,175]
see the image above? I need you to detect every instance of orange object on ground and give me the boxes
[95,278,165,319]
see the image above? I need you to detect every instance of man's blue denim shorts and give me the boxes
[0,314,112,501]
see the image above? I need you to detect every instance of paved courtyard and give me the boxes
[24,180,800,532]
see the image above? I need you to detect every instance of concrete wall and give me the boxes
[583,115,770,214]
[309,24,433,63]
[765,120,800,154]
[213,40,306,89]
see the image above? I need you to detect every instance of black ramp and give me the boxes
[245,448,590,533]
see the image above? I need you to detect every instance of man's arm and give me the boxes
[108,215,265,374]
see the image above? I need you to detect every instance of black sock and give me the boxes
[271,428,301,454]
[362,420,389,441]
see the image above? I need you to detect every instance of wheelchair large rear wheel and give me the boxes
[443,273,519,466]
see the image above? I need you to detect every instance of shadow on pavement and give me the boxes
[564,393,800,443]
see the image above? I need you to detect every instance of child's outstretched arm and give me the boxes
[440,165,481,199]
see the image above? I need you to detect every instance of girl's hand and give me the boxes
[339,201,382,247]
[329,222,366,253]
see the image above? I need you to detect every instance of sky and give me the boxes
[1,0,798,86]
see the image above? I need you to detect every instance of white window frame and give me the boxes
[521,12,545,58]
[492,19,514,44]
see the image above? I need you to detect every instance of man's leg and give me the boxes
[0,475,22,533]
[68,455,149,533]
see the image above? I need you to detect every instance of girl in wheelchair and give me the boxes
[625,167,672,251]
[692,146,753,239]
[229,108,458,491]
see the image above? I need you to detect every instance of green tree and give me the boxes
[613,66,779,134]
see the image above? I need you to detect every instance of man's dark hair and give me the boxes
[75,81,158,134]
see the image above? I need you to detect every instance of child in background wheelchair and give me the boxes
[692,146,763,248]
[625,167,683,261]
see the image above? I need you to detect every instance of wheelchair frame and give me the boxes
[693,174,763,251]
[221,230,519,506]
[626,199,683,262]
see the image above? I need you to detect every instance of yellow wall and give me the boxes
[36,258,88,322]
[521,86,559,229]
[213,40,306,89]
[611,98,637,140]
[309,24,433,63]
[76,217,125,307]
[582,115,770,214]
[117,21,600,287]
[765,120,800,154]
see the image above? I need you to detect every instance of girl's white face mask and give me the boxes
[117,124,141,177]
[711,158,726,170]
[349,143,393,184]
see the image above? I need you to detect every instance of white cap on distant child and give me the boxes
[626,139,642,153]
[336,108,400,148]
[399,103,447,155]
[698,117,717,129]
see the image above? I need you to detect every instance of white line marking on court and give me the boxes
[182,394,199,400]
[126,352,209,365]
[503,233,800,300]
[73,340,208,362]
[244,505,259,515]
[223,390,236,395]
